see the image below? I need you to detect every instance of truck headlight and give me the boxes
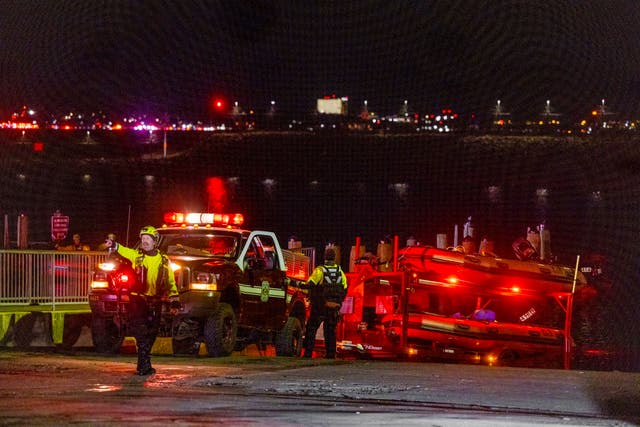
[98,262,117,272]
[191,271,218,291]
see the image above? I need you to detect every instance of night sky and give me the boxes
[2,1,640,119]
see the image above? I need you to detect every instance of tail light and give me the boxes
[90,262,136,291]
[90,270,109,290]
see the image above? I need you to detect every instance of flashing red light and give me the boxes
[33,141,44,152]
[213,99,225,110]
[446,276,458,285]
[510,286,521,293]
[164,211,244,227]
[164,212,185,224]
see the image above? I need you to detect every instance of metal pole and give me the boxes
[163,130,167,158]
[564,255,581,369]
[401,271,409,357]
[393,235,399,272]
[3,214,9,248]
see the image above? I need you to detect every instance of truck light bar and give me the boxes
[163,212,244,227]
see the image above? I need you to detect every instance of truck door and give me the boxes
[238,234,286,329]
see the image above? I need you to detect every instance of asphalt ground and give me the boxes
[0,349,638,426]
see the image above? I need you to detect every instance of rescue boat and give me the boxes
[337,244,587,367]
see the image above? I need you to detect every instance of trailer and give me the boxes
[336,237,590,368]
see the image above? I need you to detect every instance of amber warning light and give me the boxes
[163,212,244,227]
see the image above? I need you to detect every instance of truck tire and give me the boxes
[275,317,302,357]
[203,303,237,357]
[91,316,123,354]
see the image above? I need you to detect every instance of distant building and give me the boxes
[317,96,348,115]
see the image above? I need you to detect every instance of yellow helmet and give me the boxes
[139,225,159,241]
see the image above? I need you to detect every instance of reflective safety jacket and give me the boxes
[116,245,178,298]
[307,262,348,305]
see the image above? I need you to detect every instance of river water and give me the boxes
[1,129,639,369]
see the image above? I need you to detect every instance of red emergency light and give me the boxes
[163,211,244,227]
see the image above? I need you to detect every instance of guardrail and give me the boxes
[0,250,108,307]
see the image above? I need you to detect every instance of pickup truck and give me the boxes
[88,212,311,357]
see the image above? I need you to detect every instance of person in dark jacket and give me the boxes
[302,247,348,359]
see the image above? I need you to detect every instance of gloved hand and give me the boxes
[325,301,341,309]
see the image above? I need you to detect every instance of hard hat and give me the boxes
[140,225,159,241]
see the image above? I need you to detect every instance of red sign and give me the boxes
[51,211,69,241]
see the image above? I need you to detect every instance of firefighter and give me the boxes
[302,247,348,359]
[105,226,179,376]
[56,233,90,251]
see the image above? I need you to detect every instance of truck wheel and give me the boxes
[91,316,123,354]
[275,317,302,357]
[203,303,237,357]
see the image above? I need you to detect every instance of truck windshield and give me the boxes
[158,233,239,258]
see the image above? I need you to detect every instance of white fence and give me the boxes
[0,250,107,306]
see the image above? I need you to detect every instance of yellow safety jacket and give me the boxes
[307,262,348,304]
[116,245,178,298]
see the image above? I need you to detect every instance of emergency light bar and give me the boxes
[163,211,244,227]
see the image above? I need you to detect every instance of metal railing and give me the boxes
[0,250,108,307]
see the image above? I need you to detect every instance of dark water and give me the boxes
[2,129,640,369]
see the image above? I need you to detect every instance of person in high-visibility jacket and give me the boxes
[302,247,348,359]
[106,226,179,376]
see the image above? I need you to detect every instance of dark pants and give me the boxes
[303,304,340,358]
[129,295,161,373]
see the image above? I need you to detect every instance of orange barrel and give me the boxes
[377,243,393,272]
[349,245,366,272]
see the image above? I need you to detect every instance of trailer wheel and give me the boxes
[203,303,237,357]
[275,317,302,357]
[91,316,123,354]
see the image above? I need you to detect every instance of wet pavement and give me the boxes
[0,349,639,426]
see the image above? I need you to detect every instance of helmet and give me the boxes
[140,225,159,241]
